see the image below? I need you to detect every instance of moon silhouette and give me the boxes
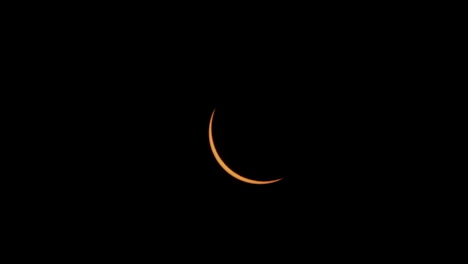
[209,109,283,185]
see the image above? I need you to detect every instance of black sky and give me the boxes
[23,9,438,254]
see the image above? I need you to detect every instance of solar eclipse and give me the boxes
[208,109,283,185]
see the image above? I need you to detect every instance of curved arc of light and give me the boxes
[209,109,282,185]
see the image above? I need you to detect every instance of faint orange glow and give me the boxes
[209,109,282,185]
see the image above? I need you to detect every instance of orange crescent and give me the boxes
[209,109,282,185]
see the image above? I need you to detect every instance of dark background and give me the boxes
[16,7,442,255]
[49,52,419,242]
